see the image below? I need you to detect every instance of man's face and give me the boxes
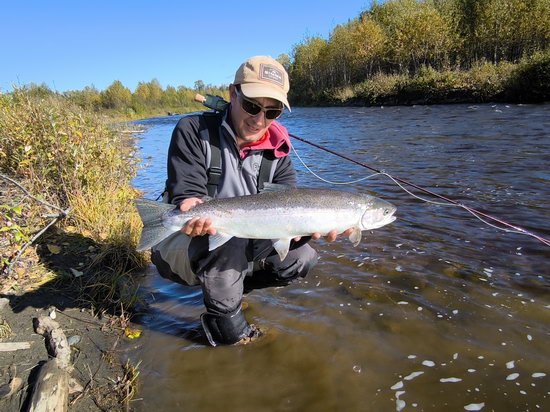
[229,85,282,144]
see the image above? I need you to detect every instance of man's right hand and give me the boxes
[179,197,217,237]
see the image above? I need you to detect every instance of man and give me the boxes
[151,56,349,346]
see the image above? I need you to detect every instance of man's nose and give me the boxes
[250,110,267,124]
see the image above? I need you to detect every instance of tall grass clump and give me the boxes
[0,88,146,309]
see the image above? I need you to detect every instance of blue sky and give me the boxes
[1,1,371,93]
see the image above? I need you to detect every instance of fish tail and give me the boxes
[134,198,178,251]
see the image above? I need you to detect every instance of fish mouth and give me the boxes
[369,214,397,229]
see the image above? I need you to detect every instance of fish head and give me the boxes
[360,198,396,230]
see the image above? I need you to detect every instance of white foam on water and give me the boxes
[506,361,515,369]
[520,390,527,395]
[422,360,436,367]
[391,381,404,390]
[397,301,408,305]
[453,353,459,360]
[396,399,406,411]
[527,335,533,341]
[396,266,403,272]
[440,377,462,383]
[464,402,485,411]
[506,373,520,381]
[532,373,546,378]
[468,369,476,373]
[408,355,417,359]
[404,371,424,381]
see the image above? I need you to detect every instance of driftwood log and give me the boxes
[27,358,69,412]
[28,316,73,412]
[0,341,31,351]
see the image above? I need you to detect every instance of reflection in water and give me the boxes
[129,104,549,411]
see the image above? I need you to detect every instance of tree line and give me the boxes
[8,0,549,112]
[288,0,549,102]
[15,79,229,118]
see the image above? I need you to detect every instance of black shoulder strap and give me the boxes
[202,112,223,197]
[258,150,275,191]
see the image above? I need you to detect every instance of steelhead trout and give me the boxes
[135,185,396,260]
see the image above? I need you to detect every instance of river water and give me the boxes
[128,104,549,411]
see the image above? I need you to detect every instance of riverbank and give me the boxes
[291,51,550,106]
[0,91,145,410]
[0,177,143,411]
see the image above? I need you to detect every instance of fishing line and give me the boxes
[291,145,381,185]
[289,134,550,247]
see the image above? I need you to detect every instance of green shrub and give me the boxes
[0,89,145,307]
[506,50,550,102]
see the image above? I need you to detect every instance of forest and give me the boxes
[288,0,549,104]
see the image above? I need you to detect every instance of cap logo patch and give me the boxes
[259,64,284,87]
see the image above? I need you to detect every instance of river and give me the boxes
[128,104,549,411]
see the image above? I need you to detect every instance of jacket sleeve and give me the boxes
[166,116,209,206]
[272,155,297,188]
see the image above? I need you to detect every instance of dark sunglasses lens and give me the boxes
[241,99,261,115]
[265,109,282,120]
[240,94,282,119]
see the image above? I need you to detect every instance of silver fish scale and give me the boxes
[165,188,390,240]
[135,188,396,253]
[186,188,377,215]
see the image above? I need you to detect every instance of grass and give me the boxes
[0,88,147,312]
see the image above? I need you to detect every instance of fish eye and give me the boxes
[383,208,389,215]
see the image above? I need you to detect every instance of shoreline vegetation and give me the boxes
[289,0,549,106]
[0,90,145,410]
[0,0,548,410]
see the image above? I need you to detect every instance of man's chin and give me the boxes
[240,131,264,143]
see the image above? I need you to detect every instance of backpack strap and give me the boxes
[202,112,223,197]
[257,150,275,191]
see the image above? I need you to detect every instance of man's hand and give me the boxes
[293,228,354,243]
[179,197,217,237]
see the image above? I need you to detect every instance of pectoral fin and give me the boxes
[208,232,233,251]
[348,227,362,247]
[272,238,292,261]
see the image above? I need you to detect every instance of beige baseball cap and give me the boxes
[233,56,291,111]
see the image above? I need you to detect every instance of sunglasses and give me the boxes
[236,90,283,120]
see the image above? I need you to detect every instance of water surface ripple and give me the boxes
[130,104,549,411]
